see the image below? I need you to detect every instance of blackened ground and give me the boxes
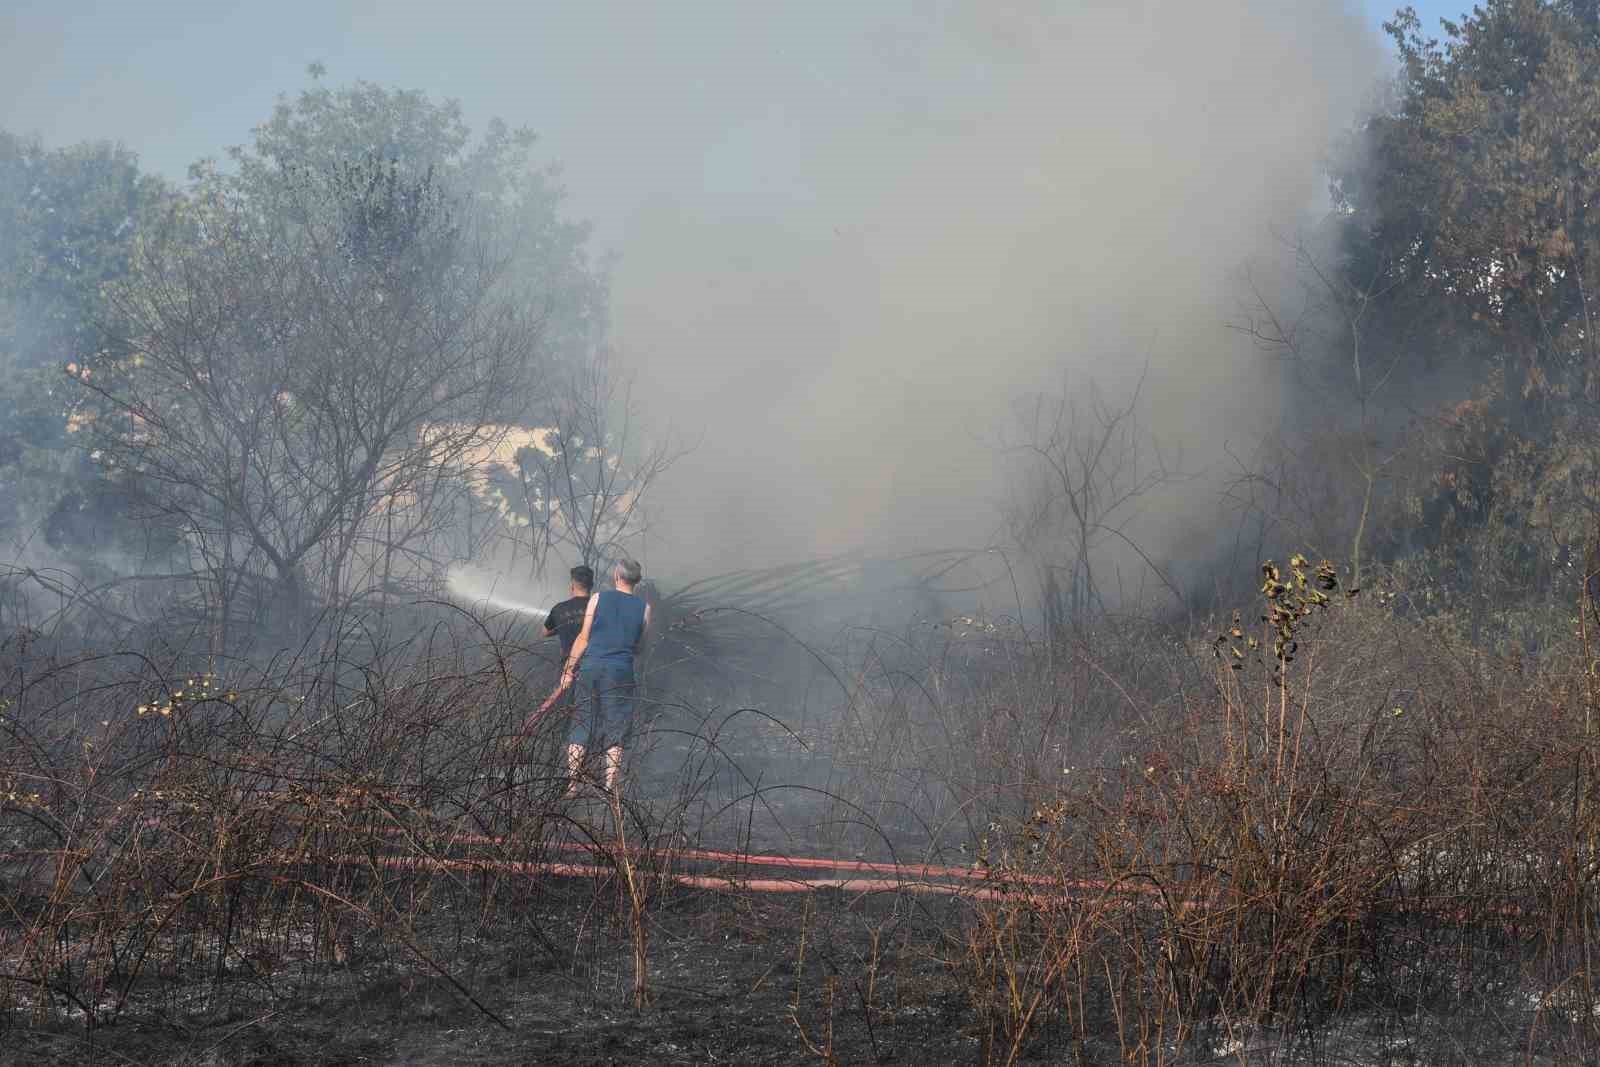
[2,885,977,1067]
[4,879,1585,1066]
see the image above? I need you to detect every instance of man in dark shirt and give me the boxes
[520,565,592,742]
[543,564,594,661]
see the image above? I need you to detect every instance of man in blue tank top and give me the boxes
[535,557,651,795]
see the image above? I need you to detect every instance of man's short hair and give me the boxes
[616,558,643,584]
[570,564,594,592]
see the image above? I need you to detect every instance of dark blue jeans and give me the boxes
[570,661,636,749]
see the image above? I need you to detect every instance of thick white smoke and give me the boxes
[1,0,1385,594]
[602,1,1382,578]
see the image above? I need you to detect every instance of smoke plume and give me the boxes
[1,0,1386,592]
[600,1,1382,577]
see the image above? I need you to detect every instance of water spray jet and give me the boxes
[445,564,552,620]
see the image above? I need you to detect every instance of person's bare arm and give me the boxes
[636,601,653,652]
[562,595,600,683]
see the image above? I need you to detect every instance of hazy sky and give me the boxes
[2,1,1450,577]
[3,1,1452,239]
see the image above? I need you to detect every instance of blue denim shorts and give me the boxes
[569,661,636,749]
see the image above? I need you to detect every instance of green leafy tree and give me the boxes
[1327,1,1600,641]
[88,152,546,646]
[0,132,170,563]
[70,79,611,646]
[1356,1,1600,420]
[223,79,608,368]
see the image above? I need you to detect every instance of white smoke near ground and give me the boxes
[598,1,1383,584]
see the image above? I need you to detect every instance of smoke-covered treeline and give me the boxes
[1210,0,1600,652]
[0,84,680,652]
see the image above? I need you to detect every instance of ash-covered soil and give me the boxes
[4,881,1573,1067]
[3,885,974,1067]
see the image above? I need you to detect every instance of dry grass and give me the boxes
[7,555,1600,1064]
[0,595,761,1040]
[912,561,1600,1064]
[781,556,1600,1063]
